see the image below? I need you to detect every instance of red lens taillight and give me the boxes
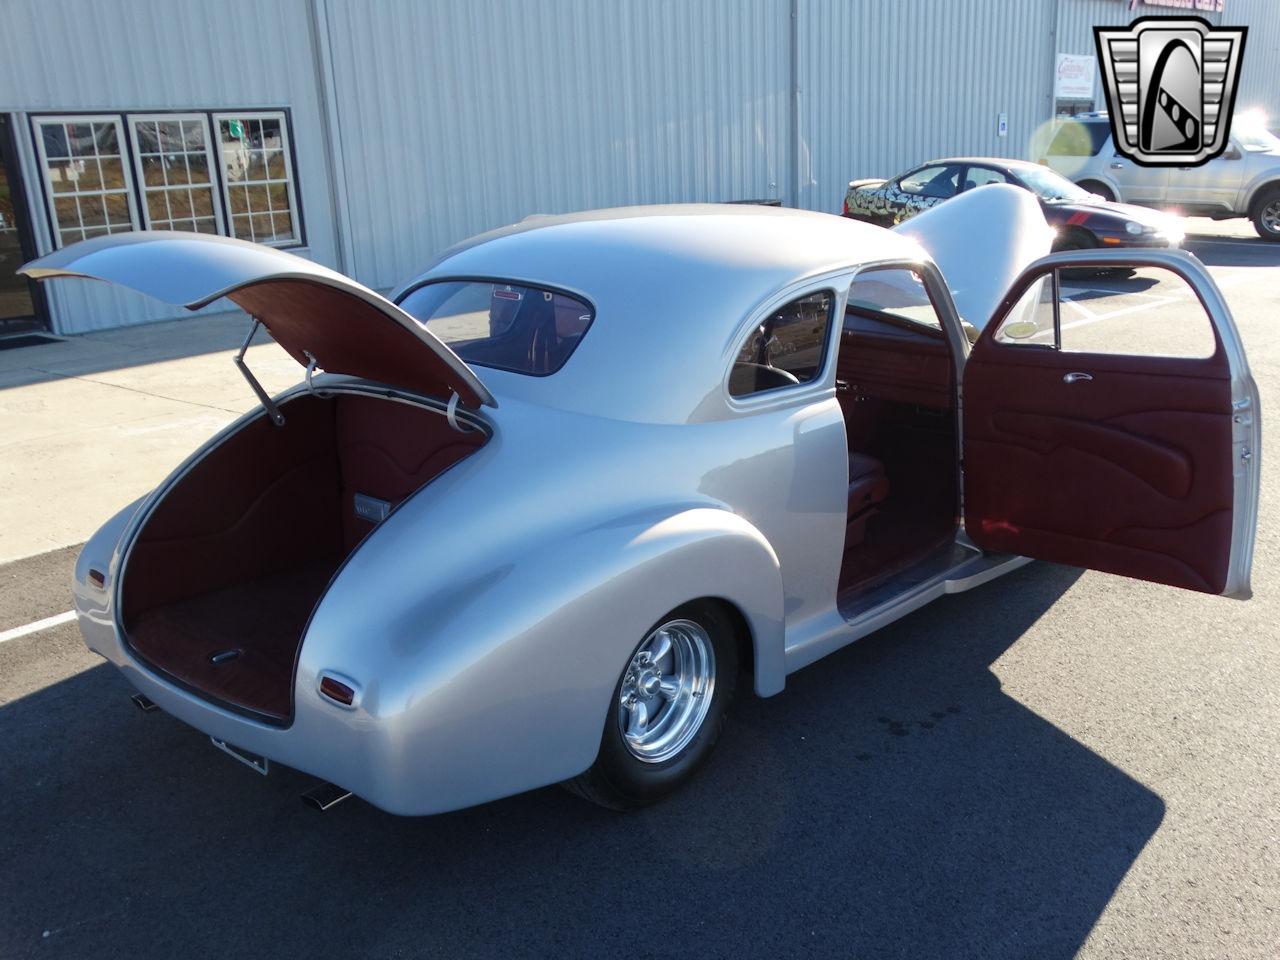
[842,196,849,216]
[319,676,355,706]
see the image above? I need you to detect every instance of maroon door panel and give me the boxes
[963,346,1235,593]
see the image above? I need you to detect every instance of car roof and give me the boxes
[925,157,1044,172]
[406,204,924,294]
[399,206,930,423]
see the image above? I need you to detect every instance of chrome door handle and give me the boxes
[1063,372,1093,384]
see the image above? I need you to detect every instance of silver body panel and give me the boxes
[1045,121,1280,217]
[56,197,1260,814]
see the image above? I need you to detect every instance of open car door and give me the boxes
[20,231,494,411]
[963,248,1260,598]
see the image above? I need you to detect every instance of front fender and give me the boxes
[301,504,785,815]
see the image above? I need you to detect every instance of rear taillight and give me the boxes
[842,196,849,216]
[319,675,356,707]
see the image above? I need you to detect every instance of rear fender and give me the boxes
[72,497,145,655]
[305,504,785,815]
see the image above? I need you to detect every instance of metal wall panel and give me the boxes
[322,0,790,289]
[3,0,1279,334]
[1228,0,1280,120]
[795,0,1057,212]
[0,0,337,333]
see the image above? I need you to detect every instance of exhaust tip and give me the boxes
[130,693,158,712]
[302,782,354,811]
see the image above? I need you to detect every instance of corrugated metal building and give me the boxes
[1,0,1277,334]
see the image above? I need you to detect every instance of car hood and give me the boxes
[1047,197,1176,226]
[20,232,494,409]
[893,184,1053,330]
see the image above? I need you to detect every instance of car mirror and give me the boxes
[999,319,1041,341]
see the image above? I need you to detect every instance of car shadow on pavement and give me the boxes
[1183,235,1280,269]
[0,561,1161,960]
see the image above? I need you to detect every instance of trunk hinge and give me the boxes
[235,319,286,428]
[303,351,321,396]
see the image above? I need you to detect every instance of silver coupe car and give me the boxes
[21,185,1261,815]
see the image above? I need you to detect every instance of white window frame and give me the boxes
[31,114,140,249]
[127,112,225,236]
[212,110,301,247]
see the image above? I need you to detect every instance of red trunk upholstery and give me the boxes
[121,393,484,722]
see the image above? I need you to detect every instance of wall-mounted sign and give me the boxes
[1055,53,1096,100]
[1127,0,1224,12]
[997,112,1008,137]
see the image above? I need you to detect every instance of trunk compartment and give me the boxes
[119,391,486,723]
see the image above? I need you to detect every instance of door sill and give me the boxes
[837,540,979,621]
[782,544,1030,676]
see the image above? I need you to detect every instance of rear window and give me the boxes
[397,280,594,376]
[1046,121,1111,157]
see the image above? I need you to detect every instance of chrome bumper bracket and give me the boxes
[210,737,270,776]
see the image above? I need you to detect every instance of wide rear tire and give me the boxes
[563,601,738,810]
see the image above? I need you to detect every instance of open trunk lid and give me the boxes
[20,231,494,409]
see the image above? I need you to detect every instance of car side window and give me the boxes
[1046,121,1111,158]
[729,290,834,398]
[846,268,942,331]
[962,167,1009,191]
[897,165,962,199]
[993,266,1218,358]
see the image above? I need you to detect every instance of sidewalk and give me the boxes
[0,313,300,563]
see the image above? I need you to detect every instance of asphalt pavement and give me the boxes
[0,222,1277,960]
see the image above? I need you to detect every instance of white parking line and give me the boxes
[1059,296,1097,320]
[0,610,77,644]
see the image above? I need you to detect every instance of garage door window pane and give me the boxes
[215,112,299,246]
[130,114,222,235]
[35,116,137,247]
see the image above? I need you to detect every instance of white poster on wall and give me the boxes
[1055,53,1096,100]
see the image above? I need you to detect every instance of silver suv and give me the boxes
[1041,113,1280,241]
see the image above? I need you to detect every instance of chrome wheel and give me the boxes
[617,618,716,763]
[1263,199,1280,235]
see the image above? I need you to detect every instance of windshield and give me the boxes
[1013,165,1091,202]
[398,280,594,376]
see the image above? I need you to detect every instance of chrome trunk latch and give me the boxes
[234,319,286,428]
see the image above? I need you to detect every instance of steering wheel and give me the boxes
[729,361,801,395]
